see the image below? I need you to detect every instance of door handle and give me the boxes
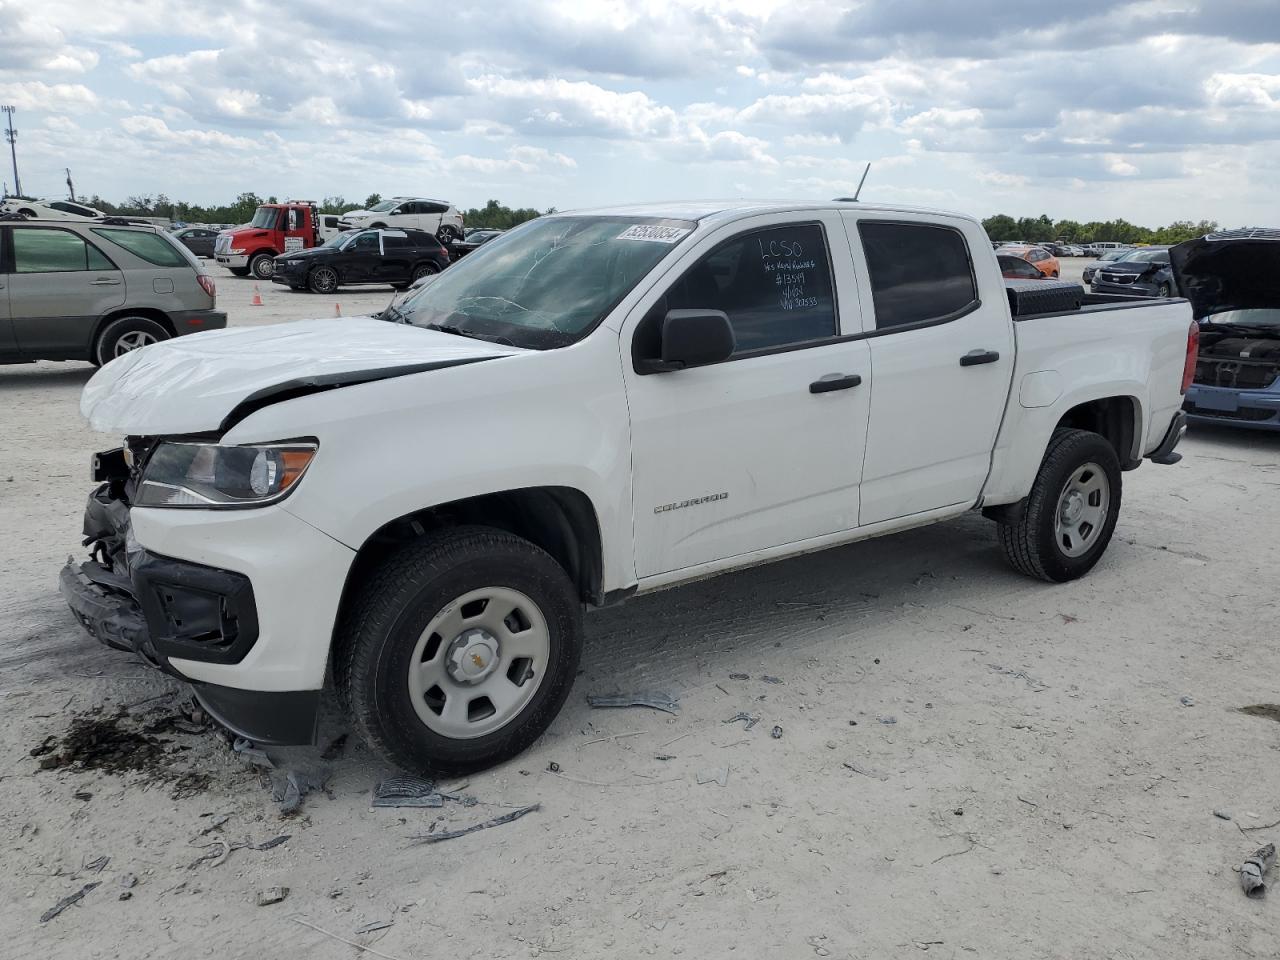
[809,373,862,394]
[960,349,1000,367]
[90,277,122,286]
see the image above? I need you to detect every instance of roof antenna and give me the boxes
[852,162,871,202]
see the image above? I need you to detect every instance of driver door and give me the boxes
[622,213,871,579]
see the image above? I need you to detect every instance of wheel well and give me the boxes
[1054,396,1139,468]
[249,249,279,261]
[338,485,605,619]
[91,307,176,354]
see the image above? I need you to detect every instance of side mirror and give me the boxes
[645,309,735,372]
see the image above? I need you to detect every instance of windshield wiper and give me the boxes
[422,322,515,347]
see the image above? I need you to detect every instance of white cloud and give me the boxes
[0,81,98,112]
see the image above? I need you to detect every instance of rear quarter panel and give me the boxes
[983,301,1192,505]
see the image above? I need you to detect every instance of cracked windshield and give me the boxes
[391,216,695,348]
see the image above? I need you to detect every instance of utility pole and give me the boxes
[2,106,20,198]
[66,167,75,201]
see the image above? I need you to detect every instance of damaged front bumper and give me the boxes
[60,481,326,745]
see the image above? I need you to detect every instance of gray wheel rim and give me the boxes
[407,586,551,739]
[254,257,274,278]
[1054,461,1110,558]
[313,267,338,292]
[114,330,157,357]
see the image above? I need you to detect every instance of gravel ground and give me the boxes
[4,261,1279,958]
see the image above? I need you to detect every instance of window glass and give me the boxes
[660,223,838,354]
[352,232,380,250]
[998,256,1040,279]
[423,202,448,214]
[287,208,303,231]
[383,234,410,249]
[13,228,94,272]
[858,222,978,330]
[87,244,115,270]
[90,228,188,267]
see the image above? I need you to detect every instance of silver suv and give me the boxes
[0,219,225,366]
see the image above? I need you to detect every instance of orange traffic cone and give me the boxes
[251,284,263,306]
[334,303,342,317]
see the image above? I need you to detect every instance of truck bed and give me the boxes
[1010,280,1186,321]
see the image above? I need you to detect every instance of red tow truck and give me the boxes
[214,200,343,280]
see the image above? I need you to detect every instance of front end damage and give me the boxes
[60,441,318,745]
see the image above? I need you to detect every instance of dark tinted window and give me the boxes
[383,234,410,249]
[421,202,449,214]
[859,222,977,330]
[998,255,1041,279]
[661,223,837,354]
[352,232,380,251]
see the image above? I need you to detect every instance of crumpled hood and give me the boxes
[81,317,521,435]
[1171,231,1280,319]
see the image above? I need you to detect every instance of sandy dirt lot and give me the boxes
[4,262,1280,959]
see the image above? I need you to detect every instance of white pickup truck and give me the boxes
[62,200,1197,773]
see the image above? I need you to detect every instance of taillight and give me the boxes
[197,274,216,299]
[1181,320,1199,394]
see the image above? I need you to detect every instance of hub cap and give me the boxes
[1054,462,1110,558]
[407,586,550,739]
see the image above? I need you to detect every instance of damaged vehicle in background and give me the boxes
[271,228,449,294]
[1175,229,1280,431]
[60,200,1195,775]
[1091,246,1175,298]
[1082,247,1133,285]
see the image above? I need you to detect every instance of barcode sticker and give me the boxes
[616,224,691,244]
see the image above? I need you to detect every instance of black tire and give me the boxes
[229,266,250,277]
[411,262,439,282]
[997,428,1122,583]
[307,265,340,294]
[93,315,171,366]
[437,224,462,244]
[370,221,387,229]
[249,253,275,280]
[336,526,583,774]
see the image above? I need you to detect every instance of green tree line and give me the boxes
[982,213,1220,246]
[82,192,551,229]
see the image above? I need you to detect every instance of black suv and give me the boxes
[272,228,450,294]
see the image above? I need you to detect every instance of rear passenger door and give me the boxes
[5,225,125,359]
[624,214,872,578]
[0,228,16,359]
[843,215,1015,526]
[374,232,414,283]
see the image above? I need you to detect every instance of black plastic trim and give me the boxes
[132,551,260,665]
[1015,295,1187,322]
[1148,410,1188,465]
[191,683,320,746]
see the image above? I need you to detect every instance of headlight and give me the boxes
[229,247,246,255]
[135,441,318,508]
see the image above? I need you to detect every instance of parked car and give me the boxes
[1059,244,1085,257]
[0,197,107,220]
[214,200,341,280]
[1090,247,1174,297]
[998,254,1050,279]
[1000,244,1060,278]
[1174,228,1280,431]
[337,198,465,242]
[0,219,224,365]
[171,226,219,258]
[449,228,506,259]
[271,228,450,293]
[64,199,1195,773]
[1082,248,1134,284]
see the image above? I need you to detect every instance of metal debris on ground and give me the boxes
[1180,695,1195,707]
[190,839,230,869]
[40,882,100,923]
[725,712,760,730]
[843,761,889,781]
[877,716,898,725]
[355,919,395,934]
[771,725,783,739]
[274,767,330,815]
[257,886,290,906]
[119,873,138,889]
[320,733,349,761]
[655,754,675,761]
[199,813,231,834]
[761,676,783,685]
[1214,809,1233,821]
[697,766,729,787]
[409,803,540,844]
[987,663,1049,692]
[372,776,443,808]
[729,673,750,681]
[1240,843,1276,899]
[547,761,560,773]
[248,834,291,851]
[73,790,92,801]
[586,692,679,715]
[233,737,275,769]
[83,855,110,873]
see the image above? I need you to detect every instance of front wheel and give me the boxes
[336,527,582,774]
[307,265,340,294]
[997,428,1122,583]
[229,266,250,277]
[249,253,275,280]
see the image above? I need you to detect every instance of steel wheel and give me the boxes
[1054,462,1110,558]
[309,266,339,294]
[407,586,551,739]
[113,330,157,356]
[250,254,274,279]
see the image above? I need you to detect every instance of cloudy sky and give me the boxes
[1,0,1277,224]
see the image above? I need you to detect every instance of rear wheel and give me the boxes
[249,253,274,280]
[94,315,171,366]
[437,224,463,245]
[997,428,1122,583]
[308,265,340,294]
[337,527,582,774]
[411,262,439,282]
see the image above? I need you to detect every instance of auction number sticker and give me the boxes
[616,224,691,244]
